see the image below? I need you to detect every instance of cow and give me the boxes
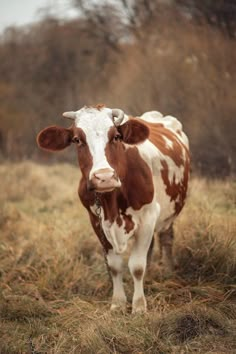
[37,104,190,314]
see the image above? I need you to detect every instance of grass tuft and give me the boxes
[159,305,228,343]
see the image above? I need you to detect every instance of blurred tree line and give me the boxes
[0,0,235,176]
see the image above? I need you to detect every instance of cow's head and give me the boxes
[37,105,149,193]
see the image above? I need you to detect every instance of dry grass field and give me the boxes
[0,161,236,353]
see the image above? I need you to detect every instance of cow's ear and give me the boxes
[118,119,149,145]
[37,126,73,151]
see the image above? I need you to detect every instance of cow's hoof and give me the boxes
[132,297,147,314]
[110,299,126,313]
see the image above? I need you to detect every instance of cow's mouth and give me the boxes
[95,187,116,193]
[88,183,118,193]
[94,181,121,193]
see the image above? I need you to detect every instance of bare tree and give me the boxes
[175,0,236,37]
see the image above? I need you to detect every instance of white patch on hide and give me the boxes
[163,135,174,149]
[140,111,163,122]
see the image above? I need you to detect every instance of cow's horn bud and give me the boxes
[62,111,76,120]
[112,109,124,126]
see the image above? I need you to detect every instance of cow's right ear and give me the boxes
[118,119,149,145]
[37,126,73,151]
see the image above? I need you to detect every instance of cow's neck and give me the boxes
[97,190,121,223]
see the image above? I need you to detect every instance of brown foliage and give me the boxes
[0,3,235,176]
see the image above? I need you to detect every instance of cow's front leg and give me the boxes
[128,220,156,314]
[107,249,127,312]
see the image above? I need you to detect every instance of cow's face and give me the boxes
[37,106,149,193]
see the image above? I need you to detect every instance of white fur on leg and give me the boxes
[128,249,147,314]
[129,211,157,314]
[107,249,127,311]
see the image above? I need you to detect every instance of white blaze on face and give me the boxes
[74,107,114,178]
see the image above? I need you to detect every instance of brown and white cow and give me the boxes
[37,104,190,313]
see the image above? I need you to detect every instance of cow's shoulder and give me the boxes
[122,146,154,209]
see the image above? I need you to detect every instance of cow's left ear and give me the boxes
[118,119,149,145]
[37,126,73,151]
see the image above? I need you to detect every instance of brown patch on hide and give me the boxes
[123,214,135,234]
[133,267,144,280]
[123,146,154,210]
[72,127,93,180]
[116,215,123,227]
[134,118,189,168]
[94,103,106,110]
[160,159,189,215]
[109,266,118,277]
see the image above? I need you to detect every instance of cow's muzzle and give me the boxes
[88,168,121,192]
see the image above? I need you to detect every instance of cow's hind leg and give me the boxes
[107,249,127,312]
[158,224,174,274]
[147,235,155,268]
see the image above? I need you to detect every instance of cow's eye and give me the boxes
[113,134,122,142]
[72,137,81,145]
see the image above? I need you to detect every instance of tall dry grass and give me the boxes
[0,161,236,353]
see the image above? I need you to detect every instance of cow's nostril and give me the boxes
[94,171,114,181]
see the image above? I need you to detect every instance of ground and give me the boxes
[0,161,236,353]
